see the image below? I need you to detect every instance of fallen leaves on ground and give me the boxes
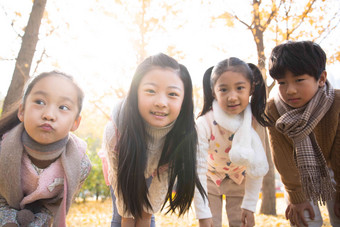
[66,198,331,226]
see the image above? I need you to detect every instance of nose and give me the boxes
[42,106,56,121]
[154,94,167,108]
[286,83,297,95]
[227,90,238,103]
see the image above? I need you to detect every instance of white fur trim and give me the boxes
[212,100,268,177]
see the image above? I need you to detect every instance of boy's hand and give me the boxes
[241,209,255,227]
[285,201,315,227]
[199,218,213,227]
[334,201,340,218]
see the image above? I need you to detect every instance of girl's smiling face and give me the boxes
[213,71,252,115]
[137,68,184,128]
[18,75,81,144]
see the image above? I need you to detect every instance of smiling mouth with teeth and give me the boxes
[151,111,168,116]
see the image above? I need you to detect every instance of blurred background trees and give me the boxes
[1,0,340,214]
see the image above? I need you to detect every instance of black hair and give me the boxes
[115,53,206,218]
[198,57,271,126]
[0,71,84,139]
[268,40,327,80]
[199,66,214,117]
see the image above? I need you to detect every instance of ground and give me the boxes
[66,198,331,226]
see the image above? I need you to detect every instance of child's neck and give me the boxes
[22,130,68,168]
[28,155,57,169]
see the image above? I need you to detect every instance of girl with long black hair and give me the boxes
[102,53,206,227]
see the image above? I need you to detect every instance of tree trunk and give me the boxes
[251,0,277,215]
[2,0,47,114]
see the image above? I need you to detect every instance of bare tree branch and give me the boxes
[287,0,317,36]
[89,101,111,120]
[316,9,340,43]
[0,5,23,38]
[234,14,252,30]
[262,0,283,32]
[268,81,275,93]
[33,48,47,74]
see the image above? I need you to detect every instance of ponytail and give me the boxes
[247,63,272,126]
[198,66,214,117]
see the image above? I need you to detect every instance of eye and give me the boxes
[59,105,70,111]
[219,88,227,92]
[34,100,45,105]
[169,92,179,97]
[277,81,285,85]
[145,89,155,94]
[296,78,304,82]
[237,86,245,91]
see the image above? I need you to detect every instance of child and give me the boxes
[267,40,340,227]
[194,57,271,227]
[101,53,206,227]
[0,71,92,227]
[98,142,156,227]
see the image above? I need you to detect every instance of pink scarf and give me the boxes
[0,123,90,226]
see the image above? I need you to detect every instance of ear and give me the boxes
[70,115,82,131]
[17,104,24,122]
[318,71,327,87]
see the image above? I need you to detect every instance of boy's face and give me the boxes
[276,71,326,108]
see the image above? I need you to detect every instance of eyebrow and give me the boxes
[218,81,246,87]
[141,82,182,91]
[32,90,76,104]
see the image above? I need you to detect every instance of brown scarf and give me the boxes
[274,81,335,205]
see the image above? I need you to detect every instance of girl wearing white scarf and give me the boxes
[194,58,271,227]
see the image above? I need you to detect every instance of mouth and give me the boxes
[151,111,168,117]
[40,123,53,131]
[288,98,300,103]
[227,104,240,109]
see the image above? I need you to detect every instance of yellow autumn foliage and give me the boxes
[66,198,332,226]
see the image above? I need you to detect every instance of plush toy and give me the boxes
[16,201,43,227]
[16,209,35,227]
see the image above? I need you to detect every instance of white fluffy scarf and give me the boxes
[212,100,268,178]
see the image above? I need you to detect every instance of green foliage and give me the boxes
[77,135,110,202]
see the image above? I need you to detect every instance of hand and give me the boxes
[334,201,340,218]
[285,201,315,227]
[241,209,255,227]
[121,217,135,227]
[135,211,152,227]
[199,218,213,227]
